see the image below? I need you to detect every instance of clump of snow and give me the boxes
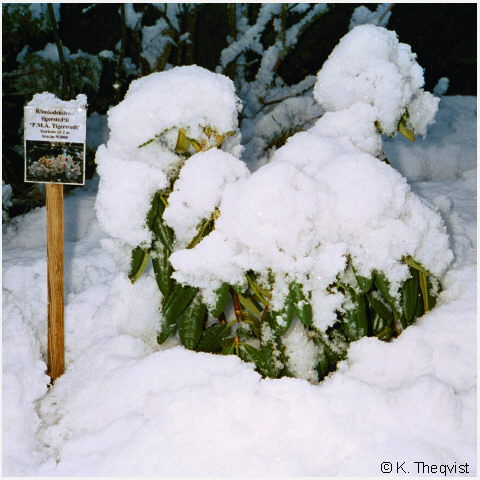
[124,3,142,30]
[122,57,139,77]
[308,103,382,157]
[433,77,450,97]
[163,149,249,248]
[27,91,87,110]
[16,44,29,63]
[283,320,319,382]
[2,180,13,223]
[29,3,60,22]
[34,42,63,62]
[349,4,393,29]
[95,65,243,261]
[106,65,242,153]
[96,151,168,248]
[407,90,441,137]
[98,49,115,60]
[314,25,439,137]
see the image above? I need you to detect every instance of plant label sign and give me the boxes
[24,105,86,185]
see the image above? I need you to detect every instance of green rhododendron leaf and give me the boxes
[152,255,173,297]
[342,292,368,341]
[128,246,150,283]
[241,343,281,378]
[291,283,313,327]
[157,315,177,345]
[210,283,230,318]
[197,323,231,353]
[401,272,419,326]
[221,337,236,355]
[355,273,373,293]
[367,293,394,331]
[162,283,198,328]
[152,214,174,248]
[178,297,207,349]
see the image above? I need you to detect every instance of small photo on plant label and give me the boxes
[25,140,85,186]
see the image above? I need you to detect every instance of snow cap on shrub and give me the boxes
[96,66,242,258]
[313,25,439,136]
[107,65,242,152]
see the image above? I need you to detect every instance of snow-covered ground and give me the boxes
[2,95,476,477]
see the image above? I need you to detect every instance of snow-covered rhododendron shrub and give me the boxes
[96,26,452,383]
[95,65,245,347]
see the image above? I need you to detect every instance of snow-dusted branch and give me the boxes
[349,3,395,30]
[244,3,328,116]
[217,4,282,74]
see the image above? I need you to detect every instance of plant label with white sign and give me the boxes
[24,105,86,186]
[24,93,87,381]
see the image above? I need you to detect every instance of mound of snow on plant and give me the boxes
[107,65,241,152]
[95,65,243,262]
[314,24,439,137]
[163,148,250,248]
[171,129,452,328]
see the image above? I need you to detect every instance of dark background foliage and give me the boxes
[2,3,476,218]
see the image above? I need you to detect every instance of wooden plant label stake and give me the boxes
[46,182,64,380]
[24,98,87,381]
